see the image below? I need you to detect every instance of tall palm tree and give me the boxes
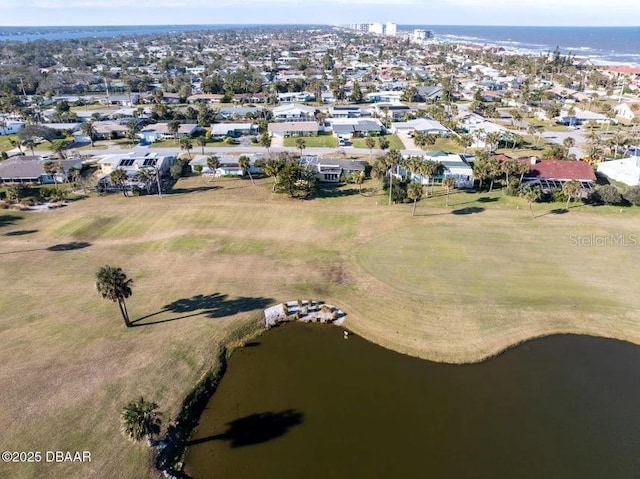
[562,136,575,155]
[378,136,390,154]
[351,170,365,193]
[120,397,162,443]
[365,137,376,158]
[206,155,220,182]
[238,155,254,185]
[179,137,193,159]
[259,132,272,155]
[442,176,456,207]
[126,121,139,147]
[95,265,134,327]
[167,120,180,144]
[81,120,96,147]
[197,135,207,154]
[562,179,582,210]
[110,169,129,197]
[43,161,59,189]
[295,137,306,156]
[519,183,541,218]
[407,181,424,216]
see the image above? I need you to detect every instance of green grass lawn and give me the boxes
[1,176,639,478]
[283,133,338,148]
[351,134,404,151]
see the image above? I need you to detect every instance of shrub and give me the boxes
[193,164,203,174]
[594,185,622,205]
[624,185,640,206]
[503,178,520,197]
[130,187,142,197]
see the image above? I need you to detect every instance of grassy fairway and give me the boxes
[1,177,640,478]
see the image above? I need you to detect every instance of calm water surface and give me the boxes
[185,323,640,478]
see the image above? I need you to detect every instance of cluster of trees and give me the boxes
[263,153,317,198]
[473,153,531,191]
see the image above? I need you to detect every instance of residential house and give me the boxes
[272,103,317,122]
[326,119,384,141]
[139,123,202,143]
[218,106,265,120]
[597,156,640,186]
[211,123,257,138]
[370,103,412,120]
[92,121,130,140]
[188,154,264,176]
[391,118,450,136]
[399,151,474,188]
[0,155,83,184]
[415,86,443,103]
[96,153,175,191]
[268,121,320,137]
[0,120,25,135]
[301,156,366,183]
[328,106,364,118]
[614,103,640,122]
[522,157,596,190]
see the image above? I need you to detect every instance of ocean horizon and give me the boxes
[0,24,638,65]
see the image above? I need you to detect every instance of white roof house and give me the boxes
[391,118,450,135]
[96,152,175,176]
[272,103,317,122]
[597,156,640,186]
[399,151,474,188]
[188,154,265,176]
[210,123,257,137]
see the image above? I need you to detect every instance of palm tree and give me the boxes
[442,176,456,206]
[259,132,272,155]
[197,135,207,154]
[167,120,180,144]
[378,136,390,154]
[351,170,365,193]
[407,181,424,216]
[110,169,129,197]
[22,138,36,156]
[43,160,59,188]
[295,137,306,156]
[52,140,67,160]
[384,149,401,205]
[562,136,575,156]
[95,265,134,327]
[516,161,530,185]
[126,121,139,147]
[206,155,220,181]
[136,168,155,195]
[120,397,162,443]
[562,179,582,210]
[519,183,541,218]
[80,120,97,146]
[179,137,193,159]
[238,155,254,185]
[365,137,376,158]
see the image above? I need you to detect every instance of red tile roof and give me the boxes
[606,67,640,76]
[520,159,596,182]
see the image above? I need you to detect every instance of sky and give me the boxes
[0,0,639,27]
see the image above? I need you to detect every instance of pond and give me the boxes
[185,323,640,478]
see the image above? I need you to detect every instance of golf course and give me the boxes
[1,174,639,478]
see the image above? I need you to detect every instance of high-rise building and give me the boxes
[369,23,384,35]
[385,22,397,37]
[412,29,433,42]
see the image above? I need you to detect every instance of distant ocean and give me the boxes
[0,24,638,66]
[400,25,640,66]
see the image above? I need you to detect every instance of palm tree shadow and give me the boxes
[537,208,569,217]
[4,229,38,236]
[47,241,92,251]
[187,410,304,448]
[0,214,23,228]
[451,207,485,215]
[132,293,273,326]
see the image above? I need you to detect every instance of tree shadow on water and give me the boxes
[132,293,273,326]
[187,410,304,448]
[451,207,485,215]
